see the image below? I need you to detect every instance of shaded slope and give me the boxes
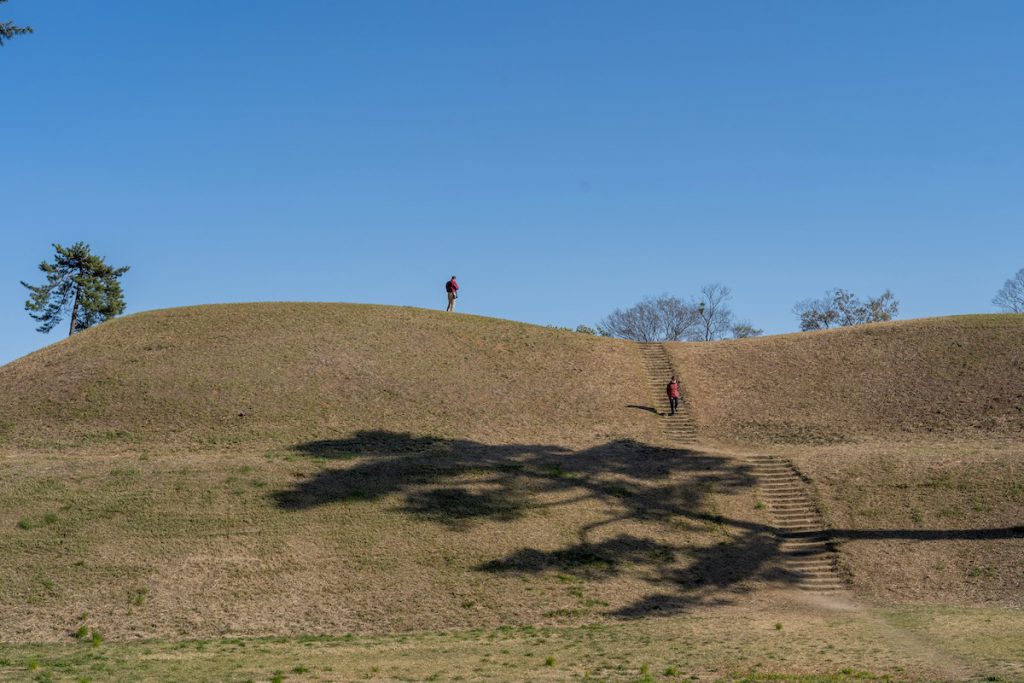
[666,314,1024,445]
[0,303,657,448]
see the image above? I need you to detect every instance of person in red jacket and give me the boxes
[666,376,680,416]
[445,276,459,312]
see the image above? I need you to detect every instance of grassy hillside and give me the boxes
[663,314,1024,610]
[667,314,1024,445]
[0,303,658,449]
[4,304,776,643]
[0,304,1021,679]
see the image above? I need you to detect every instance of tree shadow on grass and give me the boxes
[273,431,1024,617]
[273,431,793,615]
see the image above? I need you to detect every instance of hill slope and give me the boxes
[667,314,1024,445]
[0,303,657,449]
[0,306,1020,645]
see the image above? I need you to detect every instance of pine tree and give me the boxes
[0,0,33,46]
[22,242,130,336]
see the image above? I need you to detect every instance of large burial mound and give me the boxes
[667,314,1024,446]
[0,303,658,449]
[0,304,1020,648]
[669,314,1024,608]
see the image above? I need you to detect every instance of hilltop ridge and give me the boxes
[0,302,657,449]
[2,306,1021,449]
[668,314,1024,445]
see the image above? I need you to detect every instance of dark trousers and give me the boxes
[668,396,679,415]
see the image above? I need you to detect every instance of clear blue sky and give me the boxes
[2,1,1022,365]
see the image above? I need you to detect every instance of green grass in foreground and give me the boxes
[2,606,1022,682]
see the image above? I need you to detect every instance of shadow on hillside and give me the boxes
[626,404,660,415]
[273,430,801,615]
[273,431,1024,616]
[832,527,1024,541]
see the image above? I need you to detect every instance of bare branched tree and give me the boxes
[597,295,701,342]
[731,321,763,339]
[695,283,734,341]
[794,288,899,331]
[993,268,1024,313]
[861,290,899,324]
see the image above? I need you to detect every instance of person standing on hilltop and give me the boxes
[445,275,459,312]
[666,376,680,416]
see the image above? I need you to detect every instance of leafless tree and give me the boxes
[794,288,899,331]
[597,295,701,342]
[731,321,763,338]
[993,268,1024,313]
[694,284,734,341]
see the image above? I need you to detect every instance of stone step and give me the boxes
[797,576,846,586]
[779,532,827,540]
[788,561,836,570]
[796,574,842,583]
[779,535,829,544]
[779,533,828,542]
[796,572,844,581]
[775,520,822,527]
[781,545,832,556]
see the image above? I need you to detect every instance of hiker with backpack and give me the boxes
[666,376,680,416]
[445,276,459,312]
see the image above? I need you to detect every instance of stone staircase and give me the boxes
[637,341,846,593]
[746,454,846,592]
[637,342,697,445]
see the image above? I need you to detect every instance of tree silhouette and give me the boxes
[22,242,130,336]
[0,0,33,46]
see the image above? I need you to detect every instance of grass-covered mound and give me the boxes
[2,304,779,643]
[667,314,1024,445]
[0,303,1020,673]
[0,303,656,449]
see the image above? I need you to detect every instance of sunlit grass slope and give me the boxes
[0,303,657,449]
[667,314,1024,445]
[0,304,1021,656]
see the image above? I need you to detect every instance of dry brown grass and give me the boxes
[660,314,1024,610]
[768,439,1024,608]
[1,305,1022,679]
[0,440,778,644]
[666,314,1024,446]
[3,602,1023,682]
[0,303,659,450]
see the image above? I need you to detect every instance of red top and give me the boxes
[446,279,459,293]
[667,381,680,398]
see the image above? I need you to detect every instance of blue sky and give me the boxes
[2,1,1022,365]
